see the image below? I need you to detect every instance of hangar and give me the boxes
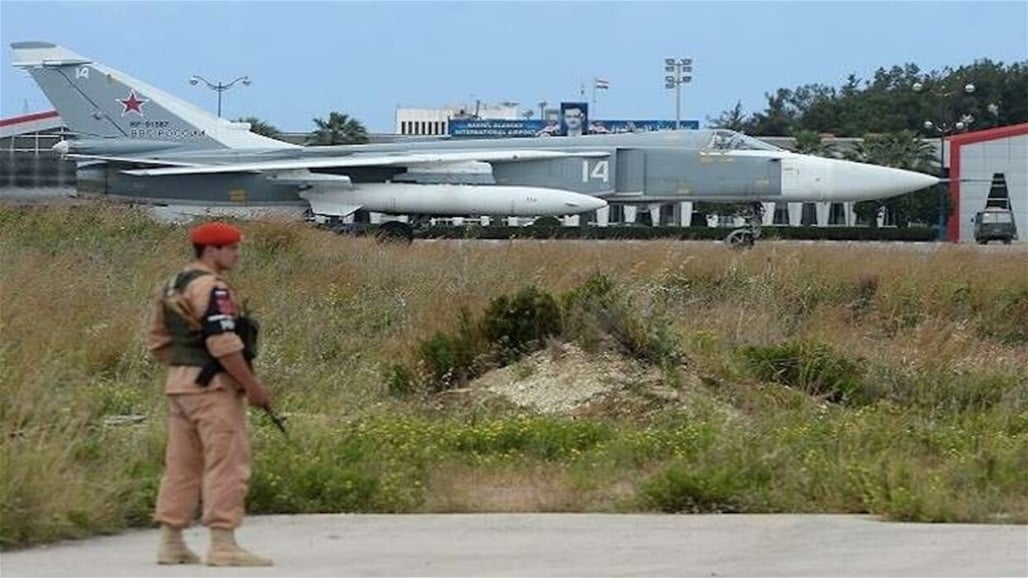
[946,123,1028,243]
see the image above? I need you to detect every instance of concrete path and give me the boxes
[2,514,1026,577]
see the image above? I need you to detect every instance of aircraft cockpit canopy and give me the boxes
[708,130,783,152]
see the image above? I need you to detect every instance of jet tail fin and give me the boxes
[10,41,295,151]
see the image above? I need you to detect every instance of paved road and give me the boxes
[2,514,1026,577]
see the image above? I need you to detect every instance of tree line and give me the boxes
[708,59,1026,227]
[708,59,1026,137]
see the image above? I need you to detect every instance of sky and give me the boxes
[1,1,1026,133]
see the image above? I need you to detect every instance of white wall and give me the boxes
[956,134,1028,242]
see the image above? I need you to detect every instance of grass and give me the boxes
[1,203,1026,548]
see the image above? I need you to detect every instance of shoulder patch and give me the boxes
[211,287,237,316]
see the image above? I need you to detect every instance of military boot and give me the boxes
[156,524,200,565]
[206,528,274,567]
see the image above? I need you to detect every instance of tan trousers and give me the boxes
[154,389,251,529]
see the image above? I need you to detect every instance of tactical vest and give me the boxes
[164,269,217,367]
[162,269,260,386]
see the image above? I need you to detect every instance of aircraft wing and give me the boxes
[65,153,205,167]
[120,149,611,177]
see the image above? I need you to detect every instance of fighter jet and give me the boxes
[11,42,938,243]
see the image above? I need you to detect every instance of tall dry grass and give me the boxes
[1,204,1026,547]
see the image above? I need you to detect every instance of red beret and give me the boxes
[189,222,242,246]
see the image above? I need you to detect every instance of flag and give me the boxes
[594,78,610,90]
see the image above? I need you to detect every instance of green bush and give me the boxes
[562,273,683,367]
[739,341,867,404]
[386,363,418,397]
[979,288,1028,344]
[397,307,489,393]
[249,463,383,513]
[638,462,747,513]
[481,286,562,363]
[418,332,465,389]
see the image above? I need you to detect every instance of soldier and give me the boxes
[146,221,273,567]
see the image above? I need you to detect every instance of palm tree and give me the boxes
[307,112,369,145]
[791,129,838,158]
[846,130,935,171]
[235,116,282,140]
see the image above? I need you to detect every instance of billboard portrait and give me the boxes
[560,102,589,137]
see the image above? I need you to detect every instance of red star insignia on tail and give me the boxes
[117,90,149,116]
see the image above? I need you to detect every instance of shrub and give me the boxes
[739,341,867,404]
[386,363,418,397]
[389,307,490,394]
[481,286,562,363]
[562,273,683,367]
[978,288,1028,344]
[638,462,746,513]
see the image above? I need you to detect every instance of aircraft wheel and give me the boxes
[725,229,755,248]
[376,221,414,244]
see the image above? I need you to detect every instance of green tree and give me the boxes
[707,100,749,131]
[790,129,838,158]
[714,58,1027,229]
[846,131,941,227]
[846,131,936,171]
[746,89,799,136]
[235,116,282,140]
[727,59,1027,137]
[308,112,369,145]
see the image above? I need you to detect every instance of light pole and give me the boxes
[912,80,996,241]
[985,102,1001,128]
[664,57,693,130]
[188,74,251,118]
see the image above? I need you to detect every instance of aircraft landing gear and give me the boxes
[725,202,764,248]
[375,221,415,244]
[374,216,431,244]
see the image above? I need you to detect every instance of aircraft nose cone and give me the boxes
[565,195,607,211]
[52,140,70,156]
[830,160,940,201]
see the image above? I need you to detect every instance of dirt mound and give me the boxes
[471,342,675,415]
